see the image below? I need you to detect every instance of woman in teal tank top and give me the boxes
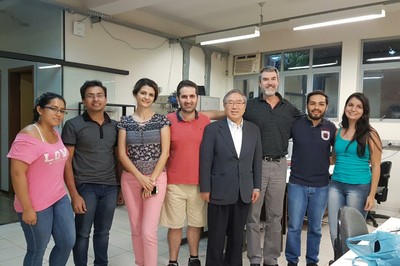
[327,93,382,259]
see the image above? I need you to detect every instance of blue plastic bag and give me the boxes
[346,231,400,266]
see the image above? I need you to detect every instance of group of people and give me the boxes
[8,66,382,266]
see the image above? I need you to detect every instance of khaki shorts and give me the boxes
[160,184,207,228]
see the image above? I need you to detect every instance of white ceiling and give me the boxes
[50,0,399,40]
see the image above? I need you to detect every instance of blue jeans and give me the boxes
[328,180,370,246]
[285,183,328,264]
[73,184,118,266]
[18,195,75,266]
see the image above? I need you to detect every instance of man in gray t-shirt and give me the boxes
[62,80,120,266]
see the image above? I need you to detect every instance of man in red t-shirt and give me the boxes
[160,80,212,266]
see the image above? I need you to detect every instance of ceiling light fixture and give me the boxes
[288,61,339,70]
[363,75,384,80]
[292,5,385,31]
[196,2,265,45]
[38,64,61,69]
[366,56,400,62]
[196,26,260,45]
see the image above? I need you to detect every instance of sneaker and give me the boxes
[306,263,318,266]
[288,263,298,266]
[188,258,201,266]
[167,263,178,266]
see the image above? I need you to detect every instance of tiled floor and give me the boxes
[0,206,398,266]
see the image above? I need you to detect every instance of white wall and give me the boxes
[64,14,228,108]
[226,9,400,211]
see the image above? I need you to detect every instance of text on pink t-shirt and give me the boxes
[7,131,69,212]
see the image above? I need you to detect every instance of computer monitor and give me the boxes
[198,85,206,96]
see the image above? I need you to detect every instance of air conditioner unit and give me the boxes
[233,53,261,76]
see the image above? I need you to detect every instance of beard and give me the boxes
[308,110,326,120]
[263,87,277,96]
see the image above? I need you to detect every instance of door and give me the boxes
[7,66,34,193]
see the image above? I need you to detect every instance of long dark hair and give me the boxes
[341,92,381,157]
[33,92,66,122]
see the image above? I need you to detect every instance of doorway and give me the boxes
[8,66,34,193]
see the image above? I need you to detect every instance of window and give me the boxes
[363,68,400,119]
[0,1,63,59]
[263,44,341,117]
[313,73,339,118]
[284,50,309,71]
[362,38,400,119]
[264,53,281,69]
[284,75,307,111]
[313,46,341,68]
[363,38,400,64]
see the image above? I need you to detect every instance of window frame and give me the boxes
[263,43,342,119]
[361,37,400,121]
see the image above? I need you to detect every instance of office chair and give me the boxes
[333,206,369,260]
[367,161,392,227]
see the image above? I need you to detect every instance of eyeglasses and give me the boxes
[225,101,246,107]
[85,93,105,99]
[43,106,68,115]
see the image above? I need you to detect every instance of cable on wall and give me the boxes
[98,21,169,50]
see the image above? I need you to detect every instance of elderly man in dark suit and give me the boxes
[200,89,262,266]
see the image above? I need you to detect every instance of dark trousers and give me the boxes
[206,198,250,266]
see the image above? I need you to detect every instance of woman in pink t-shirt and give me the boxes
[7,92,75,266]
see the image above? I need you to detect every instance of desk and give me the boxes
[332,217,400,265]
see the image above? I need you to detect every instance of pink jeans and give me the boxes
[121,171,167,266]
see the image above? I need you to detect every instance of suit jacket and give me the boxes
[199,119,262,205]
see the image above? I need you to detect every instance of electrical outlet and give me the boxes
[388,140,400,146]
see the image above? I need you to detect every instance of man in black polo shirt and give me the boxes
[245,67,301,266]
[62,80,120,266]
[285,91,336,266]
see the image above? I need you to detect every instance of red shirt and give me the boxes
[166,111,210,184]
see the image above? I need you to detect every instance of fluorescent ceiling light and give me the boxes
[292,5,385,31]
[363,75,383,80]
[38,64,61,69]
[366,56,400,62]
[196,26,260,45]
[288,61,338,70]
